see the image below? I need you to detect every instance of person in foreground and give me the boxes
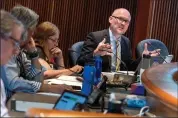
[0,10,24,117]
[33,21,83,78]
[77,8,160,72]
[3,5,72,100]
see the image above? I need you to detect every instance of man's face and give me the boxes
[0,25,23,65]
[109,9,131,36]
[20,27,36,49]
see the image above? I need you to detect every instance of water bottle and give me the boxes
[94,56,102,85]
[139,54,151,84]
[81,62,96,96]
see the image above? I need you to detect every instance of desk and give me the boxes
[7,92,59,117]
[6,73,138,117]
[142,62,178,117]
[7,89,139,117]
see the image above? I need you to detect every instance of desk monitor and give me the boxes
[54,90,87,110]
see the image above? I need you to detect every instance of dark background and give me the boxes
[1,0,177,67]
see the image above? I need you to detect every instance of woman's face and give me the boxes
[46,33,59,51]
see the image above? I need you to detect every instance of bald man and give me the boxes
[77,8,159,72]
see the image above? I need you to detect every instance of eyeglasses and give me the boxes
[48,37,59,44]
[112,16,130,24]
[9,36,21,50]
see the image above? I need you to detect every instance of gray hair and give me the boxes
[0,10,24,40]
[11,5,39,40]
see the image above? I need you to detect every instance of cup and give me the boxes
[108,100,122,113]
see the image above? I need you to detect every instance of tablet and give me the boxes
[53,90,87,110]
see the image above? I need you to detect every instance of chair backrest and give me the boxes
[69,41,84,66]
[136,39,169,58]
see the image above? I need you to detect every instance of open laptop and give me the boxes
[53,90,87,110]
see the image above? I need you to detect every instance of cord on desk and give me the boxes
[132,106,149,117]
[132,105,157,117]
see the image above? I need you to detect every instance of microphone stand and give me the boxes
[111,52,131,91]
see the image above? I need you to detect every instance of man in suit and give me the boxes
[77,8,159,72]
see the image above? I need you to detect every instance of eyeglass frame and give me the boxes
[8,36,21,50]
[48,37,59,44]
[111,16,130,24]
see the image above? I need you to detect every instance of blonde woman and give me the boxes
[33,21,83,78]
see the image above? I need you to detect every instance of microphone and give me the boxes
[101,35,129,75]
[114,53,129,75]
[101,49,129,75]
[147,42,168,63]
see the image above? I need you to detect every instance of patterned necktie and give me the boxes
[116,39,121,72]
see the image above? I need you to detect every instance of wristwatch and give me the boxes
[27,49,39,59]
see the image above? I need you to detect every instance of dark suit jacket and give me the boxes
[77,29,141,72]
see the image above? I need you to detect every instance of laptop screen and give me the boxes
[54,90,87,110]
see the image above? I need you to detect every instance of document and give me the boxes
[14,101,54,112]
[44,75,82,89]
[102,71,135,85]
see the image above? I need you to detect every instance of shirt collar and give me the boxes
[109,28,121,42]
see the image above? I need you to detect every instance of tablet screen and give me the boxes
[54,90,87,110]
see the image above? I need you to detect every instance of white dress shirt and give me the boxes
[109,28,121,72]
[1,79,9,117]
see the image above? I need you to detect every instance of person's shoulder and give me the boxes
[88,29,108,40]
[91,29,108,36]
[121,35,130,42]
[121,35,129,40]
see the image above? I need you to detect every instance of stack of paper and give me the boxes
[44,75,82,88]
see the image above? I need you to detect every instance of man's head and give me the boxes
[0,10,24,65]
[109,8,131,38]
[10,5,39,48]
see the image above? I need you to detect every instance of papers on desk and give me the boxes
[102,71,135,85]
[102,71,134,80]
[44,75,82,90]
[116,71,135,76]
[37,92,61,97]
[15,101,54,112]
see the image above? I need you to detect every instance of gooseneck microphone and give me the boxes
[114,52,129,75]
[102,49,129,75]
[147,42,168,63]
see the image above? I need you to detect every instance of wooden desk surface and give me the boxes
[26,108,127,117]
[142,62,178,117]
[7,89,135,117]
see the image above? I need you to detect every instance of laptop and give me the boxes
[53,90,87,110]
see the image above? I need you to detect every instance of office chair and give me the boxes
[136,39,169,58]
[68,41,84,66]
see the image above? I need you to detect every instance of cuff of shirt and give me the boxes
[30,81,42,93]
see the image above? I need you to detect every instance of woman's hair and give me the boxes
[33,21,59,46]
[0,10,23,39]
[10,5,39,40]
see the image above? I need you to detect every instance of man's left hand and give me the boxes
[142,43,160,56]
